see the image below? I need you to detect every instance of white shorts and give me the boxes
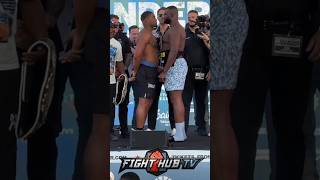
[164,58,188,91]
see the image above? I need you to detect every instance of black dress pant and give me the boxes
[232,43,313,180]
[183,69,208,131]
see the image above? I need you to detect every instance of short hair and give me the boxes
[157,7,166,14]
[129,25,139,33]
[111,14,119,19]
[166,6,178,15]
[140,11,153,22]
[188,10,198,15]
[120,172,140,180]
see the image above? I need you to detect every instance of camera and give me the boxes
[196,15,210,34]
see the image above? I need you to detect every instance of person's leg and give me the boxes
[166,90,175,130]
[27,125,58,180]
[27,61,67,180]
[110,83,115,133]
[265,91,277,180]
[146,80,162,130]
[302,65,320,180]
[131,83,138,129]
[169,90,187,141]
[194,80,208,136]
[136,98,153,129]
[118,72,130,134]
[303,86,318,180]
[109,84,118,141]
[69,61,93,180]
[270,60,312,180]
[230,53,268,180]
[82,8,109,180]
[204,91,210,135]
[212,90,239,180]
[182,70,193,133]
[0,69,19,180]
[84,113,109,180]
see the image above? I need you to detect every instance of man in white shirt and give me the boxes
[110,21,125,141]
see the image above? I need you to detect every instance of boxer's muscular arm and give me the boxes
[133,32,150,74]
[163,28,179,73]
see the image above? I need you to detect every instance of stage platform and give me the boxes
[111,125,210,151]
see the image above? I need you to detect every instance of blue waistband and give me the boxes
[141,60,157,68]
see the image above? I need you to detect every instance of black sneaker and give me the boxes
[120,129,130,138]
[197,128,208,136]
[110,131,119,141]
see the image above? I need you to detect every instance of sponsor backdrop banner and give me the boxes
[110,0,210,31]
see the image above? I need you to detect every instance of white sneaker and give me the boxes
[131,128,136,131]
[208,132,210,137]
[171,128,176,136]
[146,128,153,131]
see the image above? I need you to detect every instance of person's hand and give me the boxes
[22,45,47,65]
[306,30,320,62]
[60,49,83,63]
[197,32,209,43]
[130,47,135,55]
[60,29,83,63]
[206,71,211,81]
[158,71,166,82]
[157,65,164,73]
[115,69,123,78]
[117,74,125,81]
[129,71,136,81]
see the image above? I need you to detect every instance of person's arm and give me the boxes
[20,0,49,64]
[46,0,66,28]
[73,0,97,51]
[116,62,125,77]
[123,36,132,70]
[115,43,125,76]
[163,28,179,73]
[132,32,150,76]
[20,0,48,40]
[60,0,97,63]
[124,53,132,70]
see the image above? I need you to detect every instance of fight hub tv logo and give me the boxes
[119,149,204,176]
